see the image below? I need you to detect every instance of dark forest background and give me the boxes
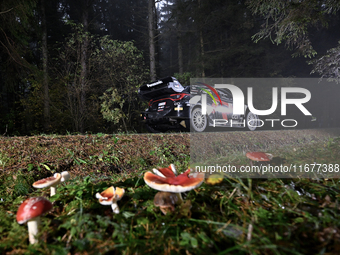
[1,0,340,135]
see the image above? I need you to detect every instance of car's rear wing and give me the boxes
[138,77,185,101]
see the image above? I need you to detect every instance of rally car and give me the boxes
[138,78,259,133]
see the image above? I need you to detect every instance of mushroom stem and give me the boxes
[111,202,120,214]
[27,217,40,244]
[50,186,56,197]
[176,193,183,205]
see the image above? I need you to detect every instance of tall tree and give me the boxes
[158,0,192,76]
[148,0,157,81]
[40,0,50,131]
[61,0,95,132]
[79,3,90,133]
[0,0,38,134]
[177,22,183,74]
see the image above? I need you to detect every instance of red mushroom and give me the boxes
[144,165,205,204]
[95,186,125,214]
[16,197,53,244]
[33,171,70,196]
[246,152,273,166]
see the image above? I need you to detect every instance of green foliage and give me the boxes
[0,0,42,135]
[50,23,149,133]
[0,0,38,55]
[309,40,340,82]
[13,174,32,196]
[174,72,193,86]
[247,0,340,58]
[0,151,9,168]
[97,37,149,132]
[100,88,126,127]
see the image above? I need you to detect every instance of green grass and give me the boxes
[0,133,339,254]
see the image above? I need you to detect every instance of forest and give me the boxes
[1,0,340,135]
[1,2,340,254]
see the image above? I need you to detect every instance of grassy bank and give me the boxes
[0,131,340,254]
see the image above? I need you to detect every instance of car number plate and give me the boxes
[158,102,166,106]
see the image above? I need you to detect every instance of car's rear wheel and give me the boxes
[191,107,207,132]
[246,110,259,131]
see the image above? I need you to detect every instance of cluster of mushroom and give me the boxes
[16,164,204,244]
[144,164,205,214]
[16,171,71,245]
[16,171,70,244]
[16,170,128,245]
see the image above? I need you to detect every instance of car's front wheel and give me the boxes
[191,107,207,132]
[246,110,259,131]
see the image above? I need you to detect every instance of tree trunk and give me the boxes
[79,8,89,133]
[199,27,205,77]
[148,0,156,81]
[177,25,183,74]
[40,0,50,131]
[198,0,205,77]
